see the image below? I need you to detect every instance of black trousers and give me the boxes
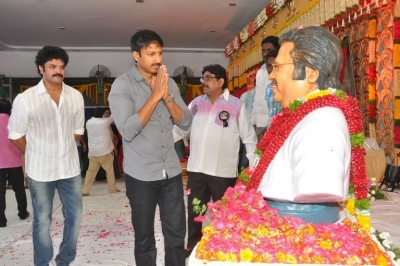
[0,167,28,224]
[125,173,186,266]
[186,172,236,250]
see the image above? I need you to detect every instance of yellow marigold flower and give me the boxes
[376,254,388,266]
[394,99,400,119]
[356,214,371,231]
[368,84,376,101]
[312,255,325,264]
[240,248,253,262]
[305,90,331,101]
[285,254,297,264]
[394,44,400,68]
[368,18,377,38]
[276,252,286,263]
[319,240,332,250]
[345,198,355,216]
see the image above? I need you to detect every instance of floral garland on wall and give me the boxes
[394,1,400,152]
[368,16,378,125]
[224,0,288,56]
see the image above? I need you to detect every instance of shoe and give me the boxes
[82,193,89,197]
[0,221,6,228]
[20,212,30,220]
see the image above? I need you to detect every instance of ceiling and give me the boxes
[0,0,271,53]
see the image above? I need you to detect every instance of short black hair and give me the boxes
[93,107,105,118]
[265,50,279,64]
[130,30,164,53]
[0,99,12,115]
[262,36,280,50]
[202,64,227,89]
[34,46,69,76]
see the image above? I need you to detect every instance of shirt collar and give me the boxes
[37,79,68,95]
[201,88,230,101]
[131,65,146,82]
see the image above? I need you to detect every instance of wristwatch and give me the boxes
[164,93,174,104]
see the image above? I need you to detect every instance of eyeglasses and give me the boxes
[271,63,294,72]
[200,76,218,82]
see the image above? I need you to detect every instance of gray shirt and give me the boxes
[108,66,192,181]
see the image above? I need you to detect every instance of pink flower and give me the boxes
[194,215,206,223]
[187,188,191,195]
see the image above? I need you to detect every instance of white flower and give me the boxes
[387,251,396,259]
[368,192,371,197]
[370,227,376,233]
[382,239,392,249]
[371,190,376,195]
[370,197,375,201]
[380,232,391,239]
[371,177,376,182]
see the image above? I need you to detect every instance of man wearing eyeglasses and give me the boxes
[264,50,282,123]
[251,36,280,142]
[174,64,257,257]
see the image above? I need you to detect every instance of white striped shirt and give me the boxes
[8,79,85,181]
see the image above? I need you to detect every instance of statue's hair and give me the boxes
[279,26,342,89]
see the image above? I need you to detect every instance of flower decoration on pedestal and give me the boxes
[195,184,393,264]
[239,89,370,230]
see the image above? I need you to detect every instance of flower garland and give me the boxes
[239,89,370,230]
[394,5,400,149]
[224,0,289,56]
[368,16,377,125]
[195,184,392,264]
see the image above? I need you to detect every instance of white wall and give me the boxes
[0,50,229,78]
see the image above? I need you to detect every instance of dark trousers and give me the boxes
[186,172,236,250]
[125,174,186,266]
[0,167,28,224]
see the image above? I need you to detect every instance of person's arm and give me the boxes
[8,94,28,153]
[165,80,192,131]
[109,67,168,142]
[75,135,87,153]
[238,103,258,166]
[10,137,26,154]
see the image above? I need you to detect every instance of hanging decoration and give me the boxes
[368,16,377,125]
[394,2,400,149]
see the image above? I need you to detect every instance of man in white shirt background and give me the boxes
[251,36,280,141]
[82,107,120,196]
[175,64,257,256]
[8,46,85,266]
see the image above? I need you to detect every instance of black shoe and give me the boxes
[19,212,30,220]
[0,221,6,227]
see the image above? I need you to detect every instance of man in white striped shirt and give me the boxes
[8,46,85,266]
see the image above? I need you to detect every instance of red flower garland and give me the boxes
[245,94,368,203]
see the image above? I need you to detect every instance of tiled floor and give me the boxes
[1,179,399,265]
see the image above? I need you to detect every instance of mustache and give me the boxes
[52,74,63,78]
[152,63,161,67]
[201,84,208,89]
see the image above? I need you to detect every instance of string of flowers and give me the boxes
[238,88,370,230]
[195,184,392,264]
[224,0,289,56]
[368,16,377,125]
[394,9,400,149]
